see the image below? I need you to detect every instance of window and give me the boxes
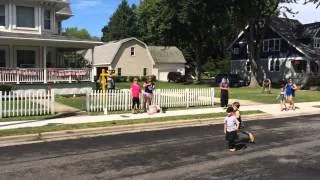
[0,50,5,67]
[274,39,280,51]
[275,59,280,72]
[246,61,251,72]
[314,38,320,48]
[143,68,147,76]
[130,47,135,56]
[233,47,239,55]
[117,68,122,76]
[17,50,36,68]
[291,60,307,73]
[263,40,269,52]
[263,39,281,52]
[311,61,319,73]
[0,5,5,26]
[44,9,51,30]
[269,59,274,72]
[16,6,35,28]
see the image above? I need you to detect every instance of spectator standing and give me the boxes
[143,76,155,112]
[130,78,141,114]
[279,83,287,111]
[220,77,229,107]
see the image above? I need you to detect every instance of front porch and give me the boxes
[0,67,92,84]
[0,32,102,84]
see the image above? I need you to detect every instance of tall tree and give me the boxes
[63,27,94,40]
[101,0,139,42]
[137,0,235,80]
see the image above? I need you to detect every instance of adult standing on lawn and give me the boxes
[220,77,230,107]
[285,78,297,110]
[143,76,155,112]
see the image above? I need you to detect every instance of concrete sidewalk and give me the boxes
[0,102,319,130]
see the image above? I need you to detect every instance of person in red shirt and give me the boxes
[130,78,141,114]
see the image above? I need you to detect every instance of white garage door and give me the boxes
[159,71,169,81]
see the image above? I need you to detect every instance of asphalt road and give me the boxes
[0,115,319,180]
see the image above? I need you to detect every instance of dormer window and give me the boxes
[314,38,320,48]
[263,39,281,52]
[0,5,5,26]
[130,47,135,56]
[233,47,239,55]
[16,6,35,28]
[44,9,51,30]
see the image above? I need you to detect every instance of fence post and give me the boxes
[0,92,2,118]
[210,88,215,106]
[125,89,128,111]
[186,88,190,108]
[50,90,55,115]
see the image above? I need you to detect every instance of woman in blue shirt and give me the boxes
[285,78,297,110]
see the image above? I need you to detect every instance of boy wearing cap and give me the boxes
[224,106,240,152]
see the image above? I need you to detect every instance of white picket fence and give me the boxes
[0,90,55,118]
[87,88,215,112]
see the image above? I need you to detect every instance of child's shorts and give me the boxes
[226,131,238,141]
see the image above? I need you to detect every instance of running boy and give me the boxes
[232,102,255,143]
[224,106,239,152]
[130,78,141,114]
[279,83,287,111]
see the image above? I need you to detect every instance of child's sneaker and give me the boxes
[249,133,255,143]
[229,148,236,152]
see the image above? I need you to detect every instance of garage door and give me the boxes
[159,71,169,81]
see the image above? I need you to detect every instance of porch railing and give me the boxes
[0,68,92,84]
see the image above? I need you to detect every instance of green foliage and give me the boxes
[102,0,139,42]
[63,27,97,40]
[0,84,13,93]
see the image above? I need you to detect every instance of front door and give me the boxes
[0,49,6,67]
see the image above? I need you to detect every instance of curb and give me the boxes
[0,112,318,147]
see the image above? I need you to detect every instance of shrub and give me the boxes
[0,84,13,93]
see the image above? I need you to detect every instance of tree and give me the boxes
[63,27,93,40]
[101,0,139,42]
[137,0,235,81]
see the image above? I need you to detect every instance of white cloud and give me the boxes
[281,1,320,23]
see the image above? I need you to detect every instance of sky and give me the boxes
[63,0,320,38]
[63,0,140,38]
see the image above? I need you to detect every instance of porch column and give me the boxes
[306,58,311,74]
[91,47,95,82]
[43,46,47,84]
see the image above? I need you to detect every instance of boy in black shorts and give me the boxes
[232,102,255,143]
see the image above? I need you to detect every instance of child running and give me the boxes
[130,78,141,114]
[224,106,239,152]
[232,102,255,143]
[279,83,287,111]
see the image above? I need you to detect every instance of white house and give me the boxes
[0,0,102,84]
[85,37,186,81]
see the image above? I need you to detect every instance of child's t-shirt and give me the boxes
[224,115,239,132]
[131,83,141,97]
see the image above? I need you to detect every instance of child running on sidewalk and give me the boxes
[232,102,255,143]
[224,106,239,152]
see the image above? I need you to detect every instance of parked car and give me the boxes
[167,72,184,82]
[214,73,247,87]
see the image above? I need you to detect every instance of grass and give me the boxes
[55,95,86,110]
[0,110,263,137]
[0,115,53,122]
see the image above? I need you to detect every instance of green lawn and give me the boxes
[0,110,262,137]
[215,87,320,104]
[55,96,86,110]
